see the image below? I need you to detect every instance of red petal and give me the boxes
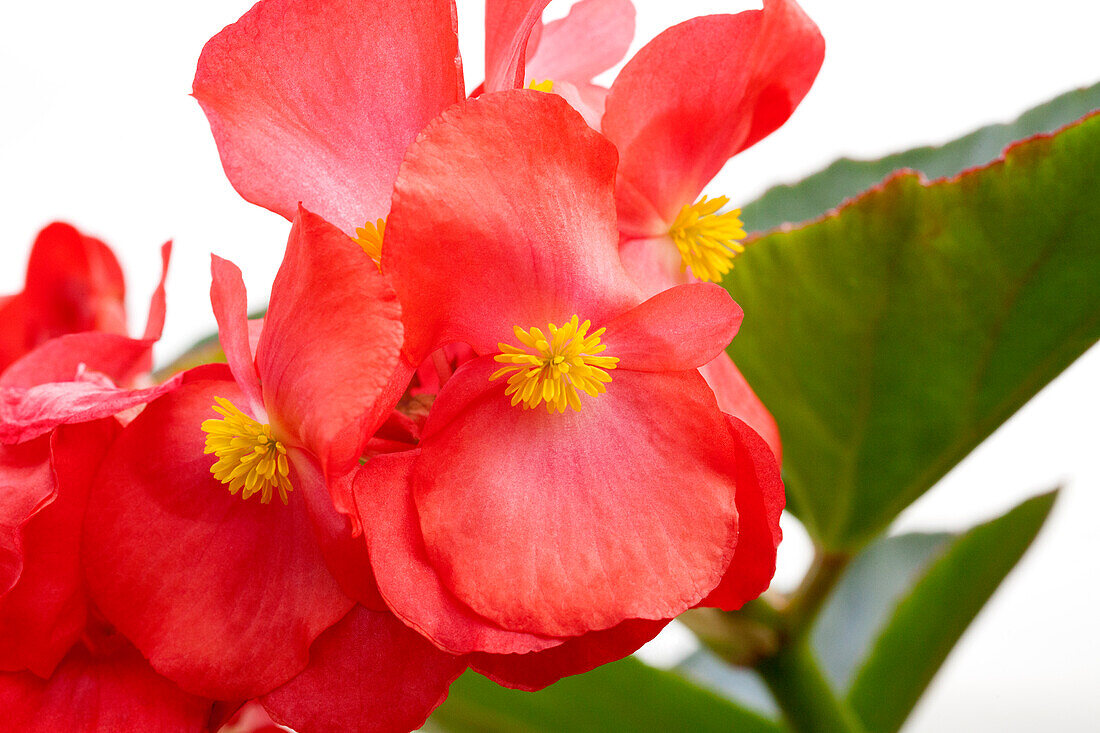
[414,359,739,637]
[700,354,782,463]
[193,0,462,234]
[141,241,172,341]
[470,618,665,691]
[0,438,52,596]
[257,208,403,474]
[618,236,782,461]
[604,0,825,234]
[385,91,640,364]
[0,422,116,677]
[0,641,211,733]
[0,375,181,445]
[210,256,263,416]
[293,456,386,611]
[82,380,352,699]
[261,605,465,733]
[0,295,28,373]
[525,0,635,85]
[21,223,127,346]
[703,416,784,610]
[484,0,551,91]
[354,452,560,655]
[601,283,742,372]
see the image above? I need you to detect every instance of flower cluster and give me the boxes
[0,0,822,730]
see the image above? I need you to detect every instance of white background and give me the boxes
[1,1,1098,729]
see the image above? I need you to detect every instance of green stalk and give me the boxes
[756,641,865,733]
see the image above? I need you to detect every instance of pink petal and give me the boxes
[257,208,403,475]
[702,415,784,610]
[0,334,157,390]
[0,375,182,445]
[484,0,551,92]
[210,256,263,416]
[470,618,665,691]
[603,0,825,234]
[414,358,739,637]
[82,379,352,699]
[0,422,116,678]
[261,605,465,733]
[601,283,742,372]
[0,641,211,733]
[385,90,640,364]
[193,0,462,234]
[354,452,561,656]
[525,0,635,85]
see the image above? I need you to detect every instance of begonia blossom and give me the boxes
[79,209,464,731]
[600,0,825,456]
[484,0,635,127]
[0,223,127,373]
[356,90,784,687]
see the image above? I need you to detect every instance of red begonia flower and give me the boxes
[365,92,779,664]
[484,0,634,128]
[599,0,824,458]
[0,223,127,373]
[193,0,463,236]
[82,211,461,724]
[604,0,824,236]
[0,624,212,733]
[0,241,172,393]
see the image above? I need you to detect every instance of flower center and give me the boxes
[490,316,618,413]
[201,397,292,505]
[527,79,554,93]
[353,217,385,265]
[668,195,746,282]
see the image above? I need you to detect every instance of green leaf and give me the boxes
[724,112,1100,546]
[742,81,1100,232]
[811,532,953,690]
[845,491,1058,733]
[428,658,782,733]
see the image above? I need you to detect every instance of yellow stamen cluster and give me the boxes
[201,397,292,505]
[490,316,618,413]
[527,79,554,93]
[353,218,385,265]
[668,195,747,282]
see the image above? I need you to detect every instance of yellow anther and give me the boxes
[353,218,385,266]
[527,79,554,93]
[490,316,618,414]
[668,195,747,282]
[201,397,292,505]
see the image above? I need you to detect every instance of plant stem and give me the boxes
[757,640,865,733]
[782,550,851,642]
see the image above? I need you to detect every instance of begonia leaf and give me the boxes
[723,112,1100,547]
[742,80,1100,233]
[838,491,1057,732]
[429,658,782,733]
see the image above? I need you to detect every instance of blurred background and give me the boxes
[1,1,1097,729]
